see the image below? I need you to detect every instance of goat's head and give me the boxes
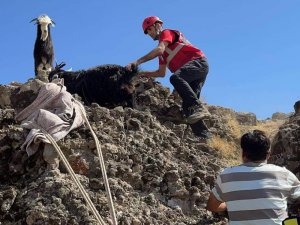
[31,14,55,41]
[119,65,139,94]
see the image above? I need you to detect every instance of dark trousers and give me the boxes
[169,57,209,115]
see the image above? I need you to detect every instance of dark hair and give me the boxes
[240,130,270,161]
[294,100,300,113]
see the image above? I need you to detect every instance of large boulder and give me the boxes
[270,114,300,178]
[235,112,257,126]
[272,112,289,121]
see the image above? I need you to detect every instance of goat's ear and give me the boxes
[30,18,37,24]
[57,62,66,69]
[61,63,66,68]
[51,20,56,27]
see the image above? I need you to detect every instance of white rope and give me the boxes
[35,123,107,225]
[32,100,117,225]
[76,101,118,225]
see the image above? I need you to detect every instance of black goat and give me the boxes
[49,64,139,108]
[31,15,55,77]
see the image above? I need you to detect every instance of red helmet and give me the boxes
[142,16,163,34]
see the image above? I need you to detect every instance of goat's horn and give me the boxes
[30,18,37,23]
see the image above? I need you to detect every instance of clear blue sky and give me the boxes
[1,1,299,119]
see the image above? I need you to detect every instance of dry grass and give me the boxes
[237,119,284,144]
[252,120,284,140]
[208,135,241,166]
[225,115,242,138]
[207,115,284,167]
[207,115,242,166]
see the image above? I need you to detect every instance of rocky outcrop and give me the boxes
[271,112,290,121]
[0,78,287,225]
[270,113,300,178]
[0,79,229,225]
[235,112,257,126]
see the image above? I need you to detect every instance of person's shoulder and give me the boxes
[221,164,244,174]
[160,29,176,42]
[162,29,180,34]
[265,163,289,171]
[263,163,297,176]
[161,29,173,35]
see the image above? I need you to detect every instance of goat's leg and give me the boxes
[36,64,49,82]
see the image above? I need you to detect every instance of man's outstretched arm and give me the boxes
[126,41,169,68]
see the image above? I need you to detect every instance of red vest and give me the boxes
[159,29,205,72]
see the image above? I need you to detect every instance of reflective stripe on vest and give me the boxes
[165,32,191,67]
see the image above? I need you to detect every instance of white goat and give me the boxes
[30,14,55,80]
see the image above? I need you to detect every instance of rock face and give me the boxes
[0,79,226,225]
[270,113,300,177]
[0,78,285,225]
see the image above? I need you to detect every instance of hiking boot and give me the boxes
[186,105,210,124]
[189,118,211,138]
